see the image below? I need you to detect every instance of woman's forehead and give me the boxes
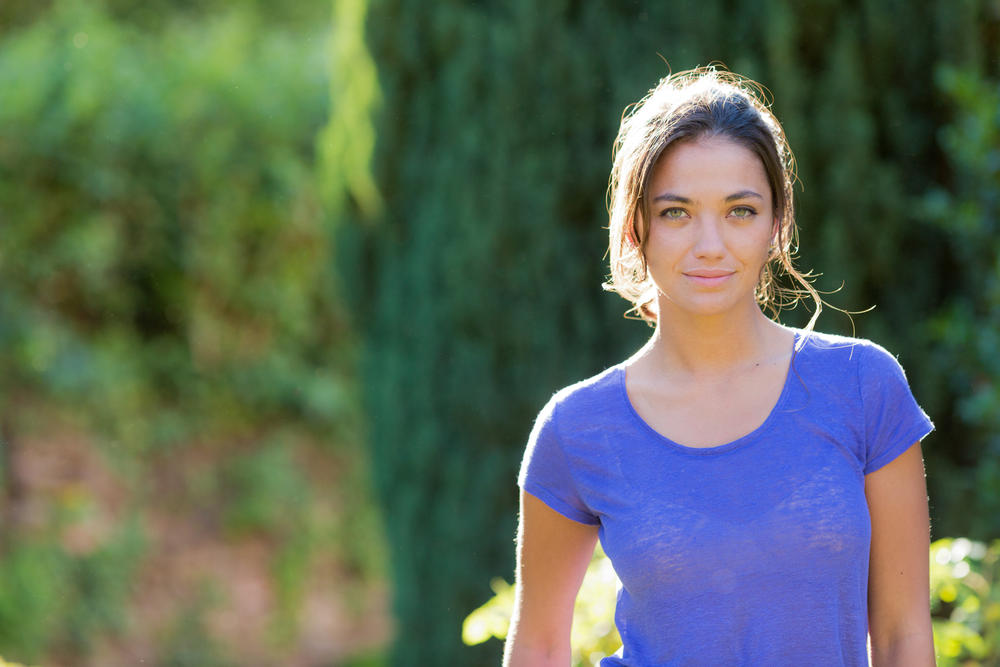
[650,137,770,199]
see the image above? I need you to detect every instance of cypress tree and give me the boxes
[353,3,652,662]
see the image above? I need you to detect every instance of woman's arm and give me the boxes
[503,490,599,667]
[865,441,936,666]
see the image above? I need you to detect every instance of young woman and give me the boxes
[504,68,935,666]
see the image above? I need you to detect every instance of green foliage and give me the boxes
[0,658,39,667]
[60,519,147,653]
[0,0,328,31]
[0,0,345,446]
[0,543,65,658]
[921,62,1000,537]
[319,0,381,219]
[339,650,389,667]
[271,529,314,647]
[0,0,379,662]
[220,440,311,538]
[217,437,318,644]
[0,519,145,662]
[218,438,318,646]
[156,584,234,667]
[931,538,1000,665]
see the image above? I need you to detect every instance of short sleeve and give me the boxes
[859,342,934,475]
[518,397,599,525]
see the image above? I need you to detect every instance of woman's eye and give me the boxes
[660,207,687,219]
[731,206,756,219]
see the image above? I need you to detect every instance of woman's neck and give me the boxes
[638,305,790,379]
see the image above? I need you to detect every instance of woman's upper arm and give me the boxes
[503,489,599,667]
[865,440,935,666]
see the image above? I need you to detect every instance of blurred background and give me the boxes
[0,0,997,665]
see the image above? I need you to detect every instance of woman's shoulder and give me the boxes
[793,328,915,393]
[537,364,625,428]
[795,328,898,363]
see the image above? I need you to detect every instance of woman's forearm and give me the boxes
[869,630,936,667]
[502,634,571,667]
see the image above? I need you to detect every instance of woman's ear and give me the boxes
[769,217,781,257]
[628,213,643,248]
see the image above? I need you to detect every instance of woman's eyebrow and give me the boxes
[726,190,764,202]
[652,190,764,203]
[652,192,692,203]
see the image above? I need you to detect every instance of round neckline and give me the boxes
[617,328,802,455]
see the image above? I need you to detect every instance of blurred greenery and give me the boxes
[0,518,144,660]
[156,583,233,667]
[0,0,382,664]
[931,538,1000,665]
[0,658,38,667]
[0,0,348,446]
[922,63,1000,537]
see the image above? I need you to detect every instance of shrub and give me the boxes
[931,538,1000,665]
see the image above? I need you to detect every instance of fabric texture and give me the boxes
[518,329,934,666]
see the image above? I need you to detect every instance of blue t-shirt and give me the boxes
[518,330,934,666]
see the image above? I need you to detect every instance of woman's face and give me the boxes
[643,135,776,321]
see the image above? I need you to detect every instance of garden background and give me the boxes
[0,0,997,665]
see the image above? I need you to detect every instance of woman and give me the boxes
[504,68,935,666]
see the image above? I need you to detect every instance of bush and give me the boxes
[921,63,1000,538]
[0,1,372,663]
[931,538,1000,665]
[0,520,145,662]
[0,0,345,446]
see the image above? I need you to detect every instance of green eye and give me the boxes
[731,206,756,218]
[661,207,686,219]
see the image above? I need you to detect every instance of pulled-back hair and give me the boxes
[604,66,820,327]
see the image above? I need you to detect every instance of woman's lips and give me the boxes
[683,269,734,286]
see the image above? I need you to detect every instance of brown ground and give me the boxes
[2,404,391,667]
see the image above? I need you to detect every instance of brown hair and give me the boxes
[603,66,820,327]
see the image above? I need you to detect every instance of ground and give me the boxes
[2,400,390,666]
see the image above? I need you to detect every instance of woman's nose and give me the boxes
[692,218,726,258]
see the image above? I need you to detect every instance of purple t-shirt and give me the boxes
[518,330,933,666]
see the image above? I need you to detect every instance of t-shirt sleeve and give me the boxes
[859,342,934,475]
[518,396,600,525]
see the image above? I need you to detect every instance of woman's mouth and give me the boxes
[683,269,734,286]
